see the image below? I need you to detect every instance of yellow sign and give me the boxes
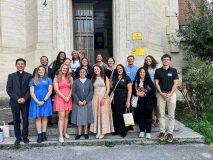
[132,32,142,40]
[132,48,145,56]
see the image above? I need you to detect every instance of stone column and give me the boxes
[113,0,129,65]
[54,0,72,55]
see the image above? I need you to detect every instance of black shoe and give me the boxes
[121,132,127,138]
[75,134,82,140]
[113,132,119,135]
[8,121,14,125]
[14,138,21,147]
[23,137,30,144]
[84,134,89,139]
[37,133,42,143]
[41,132,47,141]
[48,121,53,127]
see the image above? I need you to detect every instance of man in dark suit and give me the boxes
[6,58,32,147]
[33,56,54,79]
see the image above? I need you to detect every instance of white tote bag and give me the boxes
[123,109,135,127]
[0,121,10,138]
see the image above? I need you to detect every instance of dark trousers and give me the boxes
[137,98,154,133]
[11,104,29,140]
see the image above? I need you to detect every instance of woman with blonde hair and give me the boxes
[53,63,73,143]
[29,65,53,143]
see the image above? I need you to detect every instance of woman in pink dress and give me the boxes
[53,63,73,143]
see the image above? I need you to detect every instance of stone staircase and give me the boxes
[0,118,204,149]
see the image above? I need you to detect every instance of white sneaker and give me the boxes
[59,137,64,143]
[139,132,145,138]
[64,133,70,139]
[146,133,151,139]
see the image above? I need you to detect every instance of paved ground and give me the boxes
[0,144,212,160]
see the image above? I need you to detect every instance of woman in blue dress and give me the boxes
[29,65,53,143]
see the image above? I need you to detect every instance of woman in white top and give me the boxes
[71,50,81,72]
[143,55,161,127]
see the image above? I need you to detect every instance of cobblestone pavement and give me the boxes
[0,144,212,160]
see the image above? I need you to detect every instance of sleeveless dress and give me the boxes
[90,77,114,134]
[29,77,53,118]
[53,77,72,112]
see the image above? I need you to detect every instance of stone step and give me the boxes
[9,117,182,137]
[0,131,204,149]
[9,124,165,137]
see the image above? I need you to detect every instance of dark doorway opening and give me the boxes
[73,0,113,64]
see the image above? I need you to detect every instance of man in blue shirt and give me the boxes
[125,55,139,82]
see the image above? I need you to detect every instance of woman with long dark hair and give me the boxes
[111,64,132,137]
[52,51,66,76]
[143,55,161,127]
[75,57,93,79]
[90,65,114,139]
[132,67,156,139]
[71,50,81,72]
[105,57,116,79]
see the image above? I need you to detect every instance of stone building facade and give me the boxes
[0,0,182,102]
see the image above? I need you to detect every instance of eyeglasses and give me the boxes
[162,59,170,61]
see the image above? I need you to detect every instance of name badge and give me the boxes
[168,73,172,76]
[121,79,125,82]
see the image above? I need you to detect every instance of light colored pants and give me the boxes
[157,92,176,134]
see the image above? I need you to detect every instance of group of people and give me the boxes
[6,51,179,147]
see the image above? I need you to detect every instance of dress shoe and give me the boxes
[23,137,30,144]
[42,132,47,141]
[14,138,21,147]
[8,121,14,125]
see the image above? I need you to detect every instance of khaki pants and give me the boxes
[157,92,176,134]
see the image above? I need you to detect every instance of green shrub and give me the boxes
[185,121,213,144]
[178,59,213,120]
[176,101,213,144]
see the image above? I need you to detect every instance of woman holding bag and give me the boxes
[132,67,156,139]
[111,64,132,137]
